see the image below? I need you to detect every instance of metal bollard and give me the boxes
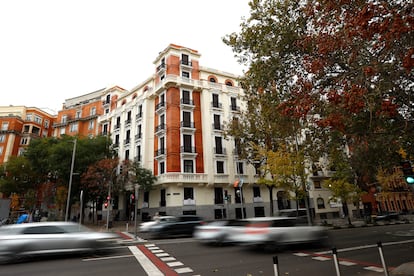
[332,247,341,276]
[377,241,389,276]
[126,222,128,232]
[273,256,279,276]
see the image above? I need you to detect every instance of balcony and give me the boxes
[114,123,121,130]
[135,133,142,142]
[155,101,166,114]
[183,199,196,206]
[136,112,142,121]
[124,138,130,146]
[212,123,224,132]
[214,147,227,156]
[211,102,223,109]
[230,105,241,112]
[181,121,195,134]
[125,119,131,126]
[155,148,166,159]
[156,173,208,184]
[155,123,166,136]
[180,98,195,110]
[180,146,197,158]
[157,63,166,75]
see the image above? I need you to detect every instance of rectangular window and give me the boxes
[182,71,190,78]
[32,126,40,135]
[253,186,261,198]
[212,94,220,108]
[182,90,191,104]
[183,160,194,173]
[88,120,94,130]
[115,134,120,145]
[213,114,221,129]
[236,162,244,174]
[182,111,191,127]
[44,120,49,128]
[215,137,223,154]
[216,161,224,174]
[61,115,67,123]
[103,124,108,135]
[183,134,192,152]
[26,114,32,121]
[75,111,82,119]
[125,149,130,160]
[1,122,9,131]
[0,135,5,143]
[181,54,189,65]
[160,161,165,174]
[127,110,132,121]
[60,127,65,135]
[90,107,96,116]
[160,189,166,207]
[136,145,141,162]
[20,137,29,145]
[34,115,42,124]
[0,146,3,155]
[231,97,237,110]
[184,187,194,200]
[69,123,78,132]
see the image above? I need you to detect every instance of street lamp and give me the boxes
[65,139,77,222]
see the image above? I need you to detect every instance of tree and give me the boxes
[224,0,413,193]
[121,160,157,193]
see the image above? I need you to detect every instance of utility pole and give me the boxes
[65,139,77,222]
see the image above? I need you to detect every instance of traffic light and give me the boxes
[130,193,135,204]
[401,161,414,184]
[224,190,228,200]
[104,201,108,208]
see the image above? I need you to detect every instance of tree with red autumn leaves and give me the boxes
[224,0,413,191]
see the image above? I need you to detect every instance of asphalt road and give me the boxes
[1,223,414,276]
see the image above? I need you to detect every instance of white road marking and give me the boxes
[175,267,194,273]
[312,256,331,261]
[364,266,384,272]
[128,246,164,276]
[167,261,184,267]
[339,261,357,266]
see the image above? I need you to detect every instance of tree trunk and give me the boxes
[267,185,274,216]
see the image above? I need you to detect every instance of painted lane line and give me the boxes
[167,261,184,267]
[339,261,357,266]
[293,252,310,257]
[128,246,164,276]
[364,266,384,273]
[175,267,194,274]
[151,249,165,253]
[156,252,170,257]
[312,256,331,261]
[161,257,177,262]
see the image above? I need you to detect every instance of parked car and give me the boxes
[227,217,329,251]
[0,221,119,263]
[374,212,400,222]
[149,215,203,238]
[193,219,248,245]
[139,216,176,232]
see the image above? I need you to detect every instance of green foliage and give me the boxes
[124,160,157,192]
[224,0,413,191]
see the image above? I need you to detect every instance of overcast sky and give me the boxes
[0,0,250,114]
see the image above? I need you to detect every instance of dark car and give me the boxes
[149,215,203,238]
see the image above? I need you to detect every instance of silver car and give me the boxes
[193,219,248,245]
[0,221,119,263]
[227,217,329,251]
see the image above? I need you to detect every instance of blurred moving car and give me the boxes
[150,215,203,238]
[374,212,400,222]
[0,221,119,263]
[139,215,176,232]
[227,217,328,251]
[193,219,248,245]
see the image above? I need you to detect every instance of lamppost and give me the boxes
[65,139,77,222]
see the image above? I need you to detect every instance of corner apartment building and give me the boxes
[0,106,56,164]
[102,44,269,221]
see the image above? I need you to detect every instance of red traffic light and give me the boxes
[104,202,108,208]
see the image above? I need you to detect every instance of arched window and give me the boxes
[225,80,234,86]
[208,75,218,83]
[317,197,325,209]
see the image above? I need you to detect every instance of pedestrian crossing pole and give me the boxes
[273,256,279,276]
[134,184,139,239]
[377,241,389,276]
[332,247,341,276]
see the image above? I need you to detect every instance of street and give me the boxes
[1,223,414,276]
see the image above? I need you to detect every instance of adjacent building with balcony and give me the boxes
[0,106,56,164]
[53,86,127,138]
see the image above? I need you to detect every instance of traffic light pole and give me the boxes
[134,184,139,239]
